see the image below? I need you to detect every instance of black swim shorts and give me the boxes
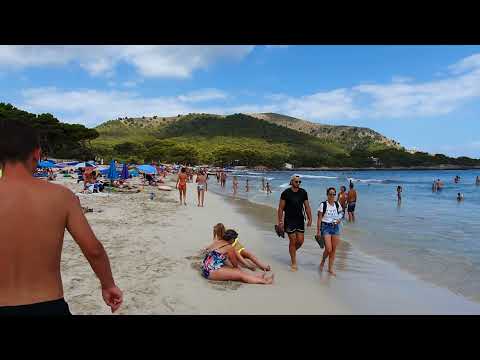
[284,219,305,234]
[347,202,356,212]
[0,298,72,316]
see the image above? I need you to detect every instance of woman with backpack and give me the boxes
[316,187,343,276]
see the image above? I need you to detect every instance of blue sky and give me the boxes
[1,45,480,158]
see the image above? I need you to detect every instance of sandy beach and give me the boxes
[60,175,351,315]
[58,173,480,315]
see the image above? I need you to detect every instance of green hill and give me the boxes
[94,113,349,167]
[93,112,480,168]
[248,112,402,152]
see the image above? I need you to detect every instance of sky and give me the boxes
[1,45,480,158]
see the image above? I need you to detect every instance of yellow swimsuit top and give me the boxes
[231,238,245,253]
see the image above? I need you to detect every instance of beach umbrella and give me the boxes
[38,160,56,168]
[137,165,157,175]
[74,161,96,169]
[107,160,119,180]
[120,163,129,180]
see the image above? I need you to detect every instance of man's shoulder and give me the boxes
[41,181,76,199]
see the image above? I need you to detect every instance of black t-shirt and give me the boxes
[280,188,308,222]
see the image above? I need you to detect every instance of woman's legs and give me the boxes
[320,234,332,272]
[197,188,201,206]
[208,267,274,284]
[241,250,270,271]
[200,189,205,206]
[182,188,187,205]
[328,235,340,275]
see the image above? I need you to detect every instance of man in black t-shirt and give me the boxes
[277,175,312,271]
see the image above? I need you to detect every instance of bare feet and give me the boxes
[264,264,271,272]
[290,264,298,272]
[319,261,325,272]
[328,269,336,276]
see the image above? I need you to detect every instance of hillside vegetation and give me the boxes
[94,112,480,168]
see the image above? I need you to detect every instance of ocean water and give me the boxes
[209,169,480,304]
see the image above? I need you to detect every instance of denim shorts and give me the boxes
[321,222,340,236]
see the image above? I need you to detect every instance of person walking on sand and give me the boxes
[277,175,312,271]
[316,187,343,276]
[245,178,250,193]
[176,167,188,205]
[266,181,272,195]
[262,176,266,191]
[196,170,207,207]
[0,119,123,315]
[232,176,239,195]
[346,181,357,222]
[397,185,403,203]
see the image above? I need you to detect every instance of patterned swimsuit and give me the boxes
[202,249,227,278]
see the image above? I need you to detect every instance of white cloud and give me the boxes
[15,51,480,130]
[448,53,480,74]
[0,45,255,78]
[392,76,414,83]
[177,88,228,103]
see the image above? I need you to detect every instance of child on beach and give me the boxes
[206,224,271,272]
[201,227,274,284]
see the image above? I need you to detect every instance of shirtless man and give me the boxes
[176,167,188,205]
[0,119,123,315]
[196,170,207,207]
[346,181,357,222]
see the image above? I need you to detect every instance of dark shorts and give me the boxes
[321,222,340,236]
[347,202,356,212]
[0,298,72,316]
[284,219,305,234]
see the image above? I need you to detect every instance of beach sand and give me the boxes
[59,175,351,315]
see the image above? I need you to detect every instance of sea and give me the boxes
[208,169,480,308]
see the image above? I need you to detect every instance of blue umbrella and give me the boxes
[38,160,55,168]
[120,163,129,180]
[137,165,157,175]
[107,160,119,180]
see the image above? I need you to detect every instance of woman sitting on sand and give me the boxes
[207,224,271,272]
[202,226,274,284]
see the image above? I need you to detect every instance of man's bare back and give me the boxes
[1,177,87,305]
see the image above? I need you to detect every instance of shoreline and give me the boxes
[209,183,480,314]
[59,176,352,314]
[57,174,480,314]
[262,166,480,172]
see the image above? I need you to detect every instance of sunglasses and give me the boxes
[328,192,336,196]
[293,180,301,184]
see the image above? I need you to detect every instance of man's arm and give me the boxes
[66,192,122,312]
[277,199,286,226]
[304,200,313,227]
